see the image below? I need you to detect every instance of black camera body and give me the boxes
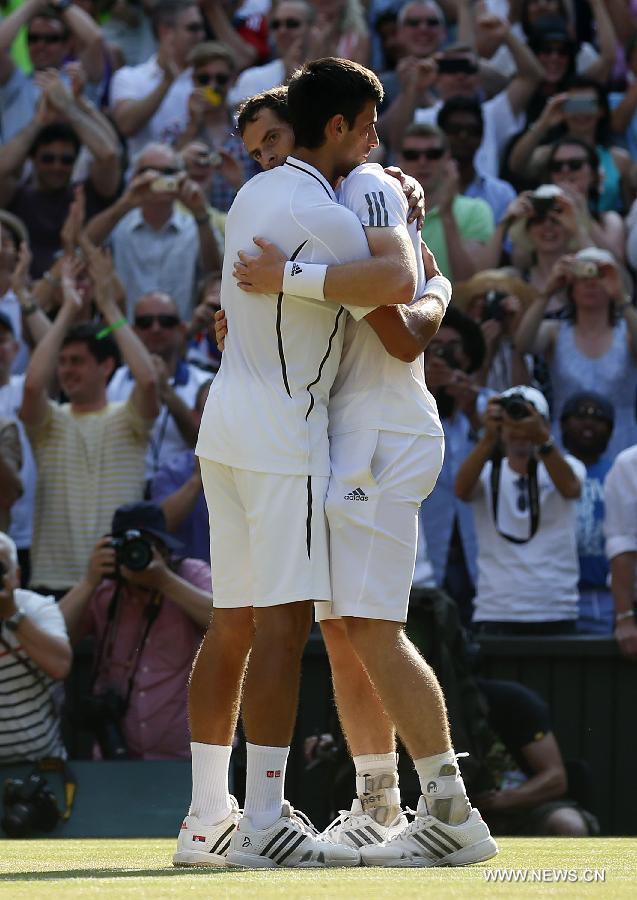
[530,196,556,218]
[482,290,508,322]
[110,530,153,571]
[2,774,59,838]
[81,689,129,760]
[497,393,532,421]
[0,559,6,581]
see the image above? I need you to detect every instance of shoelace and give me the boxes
[288,806,319,836]
[323,808,405,839]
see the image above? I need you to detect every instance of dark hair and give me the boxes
[151,0,197,37]
[402,121,449,150]
[28,10,70,39]
[565,75,611,145]
[440,306,486,373]
[237,85,290,136]
[61,323,121,369]
[287,57,383,150]
[30,122,80,158]
[438,95,484,133]
[521,0,568,39]
[546,136,601,218]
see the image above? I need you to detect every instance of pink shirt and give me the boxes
[84,559,211,759]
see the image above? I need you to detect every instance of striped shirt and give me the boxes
[0,590,68,763]
[27,398,153,590]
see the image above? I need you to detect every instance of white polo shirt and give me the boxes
[329,163,443,440]
[196,157,371,477]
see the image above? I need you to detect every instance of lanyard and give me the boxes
[490,453,540,544]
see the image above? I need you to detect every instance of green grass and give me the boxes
[0,839,635,899]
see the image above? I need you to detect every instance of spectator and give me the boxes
[310,0,370,66]
[475,679,597,837]
[151,379,213,563]
[186,272,222,373]
[560,391,615,635]
[0,78,122,278]
[102,0,158,68]
[19,249,160,597]
[59,502,212,760]
[107,291,212,478]
[228,0,316,108]
[515,247,637,459]
[199,0,270,73]
[455,386,584,636]
[604,444,637,660]
[0,210,29,373]
[175,41,255,212]
[0,532,71,764]
[84,142,221,319]
[421,306,486,626]
[109,0,206,164]
[454,269,536,392]
[398,123,495,280]
[0,412,21,534]
[0,1,106,142]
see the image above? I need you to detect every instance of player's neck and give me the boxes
[291,148,339,189]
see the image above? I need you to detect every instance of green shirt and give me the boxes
[421,195,495,280]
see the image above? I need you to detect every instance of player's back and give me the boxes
[197,157,371,477]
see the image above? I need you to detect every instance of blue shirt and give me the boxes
[150,449,210,564]
[576,456,612,589]
[465,170,517,225]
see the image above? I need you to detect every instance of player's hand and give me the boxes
[233,237,287,294]
[383,166,425,229]
[214,308,227,351]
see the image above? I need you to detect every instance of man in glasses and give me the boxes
[399,122,494,281]
[228,0,315,108]
[107,292,211,478]
[110,0,206,167]
[85,142,221,318]
[176,41,257,212]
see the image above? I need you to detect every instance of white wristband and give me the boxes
[420,274,452,311]
[282,260,327,301]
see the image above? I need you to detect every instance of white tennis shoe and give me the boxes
[173,796,240,867]
[322,798,408,849]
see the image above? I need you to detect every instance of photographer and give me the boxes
[0,532,71,764]
[59,502,212,760]
[455,386,584,635]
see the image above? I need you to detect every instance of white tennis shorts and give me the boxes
[317,429,444,623]
[199,458,331,608]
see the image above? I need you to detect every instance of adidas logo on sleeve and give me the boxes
[344,488,368,501]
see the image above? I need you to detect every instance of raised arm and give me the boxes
[585,0,619,85]
[200,0,257,72]
[0,0,45,55]
[454,399,500,501]
[111,44,178,138]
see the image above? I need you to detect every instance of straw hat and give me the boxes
[453,268,540,314]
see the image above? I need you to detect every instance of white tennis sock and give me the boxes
[244,742,289,829]
[189,742,233,825]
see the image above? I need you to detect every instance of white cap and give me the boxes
[574,246,617,268]
[500,385,550,419]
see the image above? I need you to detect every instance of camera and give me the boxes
[482,289,508,322]
[571,260,599,279]
[150,175,181,193]
[497,393,531,421]
[431,344,459,368]
[1,774,59,838]
[110,530,153,571]
[530,196,556,217]
[563,95,598,116]
[80,689,129,760]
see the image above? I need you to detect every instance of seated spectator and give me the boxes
[84,142,221,319]
[421,306,486,627]
[515,247,637,460]
[0,532,71,764]
[310,0,370,66]
[175,41,256,212]
[455,386,584,635]
[152,379,212,562]
[603,445,637,660]
[475,678,597,837]
[454,269,535,392]
[560,391,615,636]
[107,291,212,478]
[398,123,495,280]
[228,0,316,108]
[186,272,222,373]
[59,502,212,760]
[0,78,121,277]
[0,412,21,534]
[0,2,106,142]
[19,251,160,597]
[109,0,206,165]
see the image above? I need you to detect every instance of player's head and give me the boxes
[237,86,294,170]
[287,57,383,176]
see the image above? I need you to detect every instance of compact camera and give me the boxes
[496,393,532,421]
[1,774,60,838]
[150,175,181,193]
[482,289,508,322]
[109,530,153,571]
[571,260,599,279]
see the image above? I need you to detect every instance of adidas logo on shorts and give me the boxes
[344,487,368,501]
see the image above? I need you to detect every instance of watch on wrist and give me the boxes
[4,610,26,632]
[537,436,555,457]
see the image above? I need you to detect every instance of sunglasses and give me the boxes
[270,18,302,30]
[28,33,65,45]
[38,152,76,165]
[549,158,587,173]
[194,72,230,87]
[135,314,181,329]
[444,123,482,137]
[137,166,181,175]
[184,22,205,33]
[569,406,609,421]
[539,44,570,57]
[404,16,442,27]
[514,477,528,513]
[401,147,445,161]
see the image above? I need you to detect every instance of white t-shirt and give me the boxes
[415,90,523,178]
[196,157,371,477]
[604,445,637,599]
[107,361,212,478]
[329,164,443,440]
[109,55,193,165]
[228,59,285,109]
[0,374,35,548]
[470,455,585,622]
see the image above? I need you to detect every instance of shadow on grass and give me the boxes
[0,867,246,882]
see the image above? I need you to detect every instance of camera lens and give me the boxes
[120,538,153,571]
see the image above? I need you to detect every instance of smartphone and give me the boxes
[151,175,180,193]
[563,95,598,116]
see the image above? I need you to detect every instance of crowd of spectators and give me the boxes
[1,0,637,836]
